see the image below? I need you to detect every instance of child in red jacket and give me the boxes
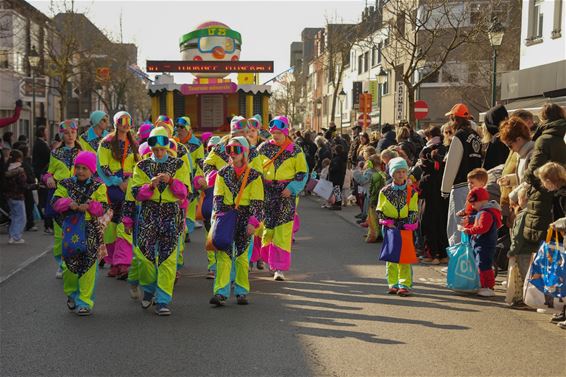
[462,187,502,297]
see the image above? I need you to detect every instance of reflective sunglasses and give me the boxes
[269,119,287,130]
[248,118,260,129]
[147,135,169,148]
[175,117,190,129]
[232,119,249,130]
[59,119,79,131]
[116,116,131,127]
[226,145,247,156]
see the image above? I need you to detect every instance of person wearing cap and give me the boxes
[258,115,308,281]
[129,127,191,316]
[376,157,419,296]
[461,187,502,297]
[78,111,109,153]
[51,151,108,315]
[209,136,264,306]
[441,103,483,246]
[97,111,140,279]
[43,119,83,278]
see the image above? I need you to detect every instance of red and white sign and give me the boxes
[414,100,429,120]
[357,113,370,128]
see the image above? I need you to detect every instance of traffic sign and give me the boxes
[415,100,429,120]
[357,113,370,128]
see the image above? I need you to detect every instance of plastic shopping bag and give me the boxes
[313,179,334,201]
[505,258,524,304]
[446,233,480,293]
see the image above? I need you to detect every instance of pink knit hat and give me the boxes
[74,151,97,174]
[137,122,154,141]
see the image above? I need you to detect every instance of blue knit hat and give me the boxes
[388,157,409,177]
[90,110,107,127]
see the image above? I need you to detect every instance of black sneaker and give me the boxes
[98,259,106,269]
[236,295,249,305]
[67,297,76,311]
[155,304,171,316]
[209,294,226,306]
[76,307,92,316]
[550,312,566,323]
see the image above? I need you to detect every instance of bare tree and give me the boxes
[270,70,303,126]
[359,0,500,125]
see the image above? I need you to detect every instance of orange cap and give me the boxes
[445,103,470,118]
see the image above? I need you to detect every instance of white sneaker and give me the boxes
[55,267,63,279]
[8,238,25,244]
[129,285,141,300]
[194,221,204,229]
[274,270,285,281]
[477,288,495,297]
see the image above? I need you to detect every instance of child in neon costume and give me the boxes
[209,136,264,306]
[258,116,308,281]
[52,151,107,316]
[130,127,191,316]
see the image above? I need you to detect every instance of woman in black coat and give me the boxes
[314,136,332,174]
[328,144,347,210]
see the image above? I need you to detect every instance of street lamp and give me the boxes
[28,46,40,138]
[376,67,387,131]
[316,101,322,132]
[338,88,346,135]
[488,17,505,107]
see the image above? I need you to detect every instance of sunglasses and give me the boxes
[176,117,190,128]
[248,118,260,129]
[226,145,247,155]
[269,119,287,130]
[232,119,249,130]
[59,120,78,131]
[148,135,169,148]
[116,116,131,127]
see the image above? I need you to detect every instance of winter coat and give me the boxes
[314,144,332,173]
[296,137,317,172]
[464,200,503,251]
[522,118,566,242]
[483,125,510,170]
[4,163,27,200]
[328,152,347,187]
[348,136,361,166]
[377,130,396,153]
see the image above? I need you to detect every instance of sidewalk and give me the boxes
[0,220,53,283]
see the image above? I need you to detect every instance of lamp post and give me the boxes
[28,46,40,138]
[316,101,322,132]
[488,18,505,107]
[376,67,387,132]
[338,88,346,136]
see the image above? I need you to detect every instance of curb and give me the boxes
[0,247,52,285]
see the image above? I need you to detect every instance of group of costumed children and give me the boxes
[45,110,308,316]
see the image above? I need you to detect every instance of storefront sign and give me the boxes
[180,82,237,95]
[146,60,274,73]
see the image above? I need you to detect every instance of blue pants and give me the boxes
[8,199,26,241]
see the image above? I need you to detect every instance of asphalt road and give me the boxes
[1,198,565,377]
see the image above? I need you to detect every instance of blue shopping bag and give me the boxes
[62,212,87,259]
[208,210,238,251]
[446,233,480,293]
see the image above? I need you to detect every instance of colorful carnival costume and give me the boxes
[96,111,139,279]
[43,120,81,275]
[130,127,190,315]
[376,158,419,296]
[78,111,109,153]
[52,151,107,316]
[258,116,308,281]
[209,137,264,306]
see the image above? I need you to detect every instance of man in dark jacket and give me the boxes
[32,126,53,233]
[377,123,396,153]
[483,104,510,170]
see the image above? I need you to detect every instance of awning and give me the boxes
[479,96,566,122]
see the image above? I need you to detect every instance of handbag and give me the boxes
[62,212,87,259]
[44,188,57,218]
[313,179,334,200]
[378,186,419,264]
[306,178,318,192]
[505,257,524,304]
[207,168,250,251]
[446,232,481,293]
[523,229,566,310]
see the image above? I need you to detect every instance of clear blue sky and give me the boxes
[30,0,368,83]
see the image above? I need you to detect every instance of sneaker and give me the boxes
[209,294,226,306]
[206,270,215,279]
[557,320,566,329]
[236,295,249,305]
[55,267,63,279]
[256,260,265,270]
[421,258,434,264]
[98,259,106,269]
[141,291,154,309]
[274,270,285,281]
[355,213,363,219]
[129,285,141,300]
[185,235,191,243]
[550,312,566,323]
[76,307,92,316]
[328,205,342,211]
[66,297,76,311]
[8,238,25,244]
[397,288,411,297]
[194,221,204,229]
[477,288,496,297]
[508,301,531,310]
[430,258,441,265]
[155,304,171,316]
[359,222,369,228]
[387,287,398,295]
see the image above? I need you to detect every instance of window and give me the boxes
[371,46,377,66]
[0,50,8,69]
[377,42,382,64]
[363,51,369,73]
[358,55,363,74]
[381,70,390,95]
[534,0,544,38]
[469,3,482,25]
